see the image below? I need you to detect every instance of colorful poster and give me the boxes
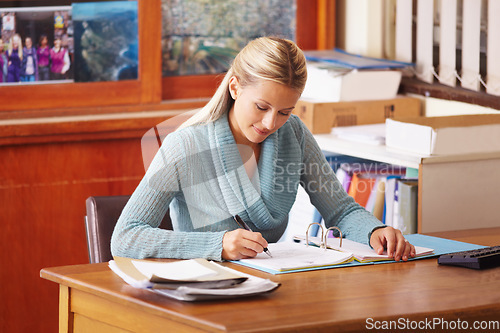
[161,0,296,76]
[0,7,73,84]
[2,13,15,30]
[72,1,139,82]
[54,14,64,29]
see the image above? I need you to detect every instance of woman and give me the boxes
[21,37,38,82]
[0,39,7,82]
[50,37,70,80]
[37,34,50,81]
[111,37,415,262]
[7,34,22,82]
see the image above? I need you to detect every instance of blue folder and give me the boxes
[304,48,414,70]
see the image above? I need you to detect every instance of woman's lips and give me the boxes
[253,126,270,136]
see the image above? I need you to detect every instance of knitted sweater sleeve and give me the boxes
[289,117,385,245]
[110,131,226,261]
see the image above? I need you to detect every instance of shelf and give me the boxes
[313,133,423,169]
[314,133,500,169]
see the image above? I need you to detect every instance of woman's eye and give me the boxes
[279,111,291,116]
[256,104,267,111]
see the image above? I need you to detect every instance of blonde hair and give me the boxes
[8,34,23,60]
[178,37,307,129]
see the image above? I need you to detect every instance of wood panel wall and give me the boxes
[0,110,189,333]
[0,1,335,332]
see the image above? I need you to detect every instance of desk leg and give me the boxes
[59,285,73,333]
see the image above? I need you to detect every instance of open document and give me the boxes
[232,234,435,275]
[298,236,434,263]
[233,242,354,274]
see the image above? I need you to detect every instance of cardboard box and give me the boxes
[386,114,500,155]
[293,96,422,134]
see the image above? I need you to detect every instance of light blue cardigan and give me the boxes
[111,114,384,260]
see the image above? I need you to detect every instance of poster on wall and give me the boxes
[161,0,296,76]
[72,1,138,83]
[0,7,73,84]
[0,1,138,85]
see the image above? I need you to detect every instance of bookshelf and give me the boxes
[314,133,500,234]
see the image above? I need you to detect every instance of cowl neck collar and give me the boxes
[207,113,281,230]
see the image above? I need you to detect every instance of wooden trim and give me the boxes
[317,0,336,49]
[0,109,190,146]
[59,285,73,333]
[0,98,207,120]
[296,0,319,51]
[138,0,162,104]
[162,74,223,100]
[400,77,500,111]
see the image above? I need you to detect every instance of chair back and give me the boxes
[85,195,172,263]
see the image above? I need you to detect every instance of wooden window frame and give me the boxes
[1,0,162,115]
[400,77,500,111]
[1,0,335,115]
[162,0,336,100]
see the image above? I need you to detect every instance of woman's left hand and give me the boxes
[370,226,416,261]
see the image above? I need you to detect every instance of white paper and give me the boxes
[302,236,433,262]
[109,260,280,301]
[238,242,353,272]
[108,260,153,289]
[333,124,386,146]
[131,259,217,281]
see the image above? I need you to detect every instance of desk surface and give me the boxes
[41,228,500,332]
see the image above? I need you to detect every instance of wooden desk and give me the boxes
[41,229,500,332]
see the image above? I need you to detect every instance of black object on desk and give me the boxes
[438,245,500,269]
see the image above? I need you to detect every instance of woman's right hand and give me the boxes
[221,229,268,260]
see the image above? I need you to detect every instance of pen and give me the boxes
[233,215,272,257]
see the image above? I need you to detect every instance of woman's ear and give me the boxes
[228,76,240,100]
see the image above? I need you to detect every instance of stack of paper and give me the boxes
[332,124,386,145]
[109,257,280,301]
[301,49,410,102]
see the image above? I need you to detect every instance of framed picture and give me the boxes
[1,0,161,114]
[161,0,296,77]
[72,1,139,82]
[0,6,73,84]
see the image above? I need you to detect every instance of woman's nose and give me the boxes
[262,112,277,130]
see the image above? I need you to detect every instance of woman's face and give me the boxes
[228,77,301,146]
[41,37,48,47]
[12,37,19,49]
[25,38,32,48]
[54,39,61,48]
[0,39,3,52]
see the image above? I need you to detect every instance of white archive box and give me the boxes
[385,114,500,155]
